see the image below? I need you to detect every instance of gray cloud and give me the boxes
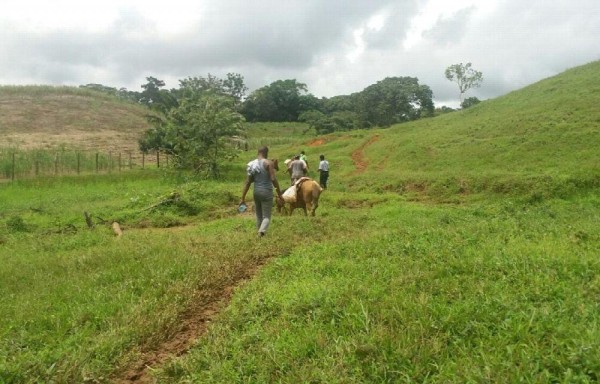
[0,0,598,107]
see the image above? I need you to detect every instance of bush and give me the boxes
[6,216,28,233]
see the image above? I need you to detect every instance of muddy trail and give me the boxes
[113,255,275,383]
[112,135,381,382]
[351,135,380,174]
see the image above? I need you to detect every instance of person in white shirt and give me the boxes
[318,154,330,189]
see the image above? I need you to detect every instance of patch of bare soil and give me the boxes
[308,138,326,147]
[112,255,274,384]
[351,135,380,174]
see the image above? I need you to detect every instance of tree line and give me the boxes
[79,63,482,177]
[82,73,436,132]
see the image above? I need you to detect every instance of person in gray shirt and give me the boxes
[240,146,283,236]
[287,155,307,185]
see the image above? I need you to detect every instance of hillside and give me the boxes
[291,60,600,199]
[0,86,152,153]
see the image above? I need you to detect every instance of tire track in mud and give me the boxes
[112,255,277,384]
[351,135,380,174]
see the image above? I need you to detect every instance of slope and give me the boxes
[0,86,152,153]
[314,60,600,199]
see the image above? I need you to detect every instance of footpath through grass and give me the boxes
[0,171,396,382]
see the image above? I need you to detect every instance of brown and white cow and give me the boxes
[276,178,323,216]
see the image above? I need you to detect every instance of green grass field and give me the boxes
[0,61,599,383]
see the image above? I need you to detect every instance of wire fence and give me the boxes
[0,149,170,181]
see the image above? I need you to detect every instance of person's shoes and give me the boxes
[258,231,265,237]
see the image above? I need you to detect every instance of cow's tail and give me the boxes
[312,181,323,207]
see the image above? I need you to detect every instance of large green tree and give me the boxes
[139,77,178,114]
[176,73,247,108]
[445,62,483,105]
[138,75,247,176]
[166,94,245,177]
[241,79,313,122]
[355,77,434,127]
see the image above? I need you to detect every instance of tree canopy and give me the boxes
[137,74,247,177]
[355,76,434,127]
[445,62,483,105]
[241,79,309,122]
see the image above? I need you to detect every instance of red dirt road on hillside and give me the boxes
[351,135,380,174]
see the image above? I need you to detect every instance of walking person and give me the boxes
[318,154,330,189]
[299,150,309,169]
[240,146,283,237]
[287,155,308,185]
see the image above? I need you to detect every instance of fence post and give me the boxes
[142,153,145,169]
[96,153,99,173]
[129,152,132,170]
[156,150,160,168]
[11,153,15,181]
[77,152,81,175]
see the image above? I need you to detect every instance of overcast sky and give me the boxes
[1,0,599,107]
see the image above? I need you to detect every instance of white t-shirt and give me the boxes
[318,160,329,172]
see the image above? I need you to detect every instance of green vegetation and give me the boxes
[0,61,599,383]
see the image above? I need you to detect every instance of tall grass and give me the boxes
[158,196,600,383]
[0,148,166,180]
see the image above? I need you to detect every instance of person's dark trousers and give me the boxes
[319,171,329,189]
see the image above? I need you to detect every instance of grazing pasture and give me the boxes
[0,61,599,383]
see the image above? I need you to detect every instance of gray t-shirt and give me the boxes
[290,160,306,178]
[252,159,273,192]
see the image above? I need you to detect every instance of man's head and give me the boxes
[301,150,305,155]
[258,146,269,157]
[319,154,325,161]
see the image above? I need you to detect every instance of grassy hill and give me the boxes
[288,60,600,200]
[0,62,599,383]
[0,86,152,153]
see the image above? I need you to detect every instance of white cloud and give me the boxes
[0,0,598,108]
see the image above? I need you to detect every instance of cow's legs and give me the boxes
[304,201,312,216]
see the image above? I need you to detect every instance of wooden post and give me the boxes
[77,152,81,175]
[129,152,132,170]
[156,150,160,168]
[11,153,15,181]
[84,212,94,228]
[96,153,99,173]
[142,153,145,169]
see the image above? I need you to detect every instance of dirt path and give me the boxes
[112,256,274,383]
[351,135,380,174]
